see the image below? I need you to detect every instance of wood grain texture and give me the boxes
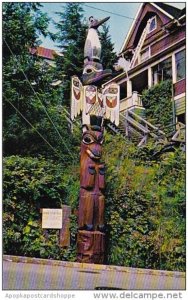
[77,126,106,263]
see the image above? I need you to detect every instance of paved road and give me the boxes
[3,259,185,290]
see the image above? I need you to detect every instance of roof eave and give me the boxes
[119,2,176,56]
[151,3,174,19]
[119,3,144,55]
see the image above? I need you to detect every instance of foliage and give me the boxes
[3,2,50,54]
[141,80,173,133]
[99,24,118,71]
[54,3,118,105]
[54,3,86,105]
[3,2,79,161]
[3,155,80,261]
[103,132,185,271]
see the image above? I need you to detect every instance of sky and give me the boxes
[39,1,185,54]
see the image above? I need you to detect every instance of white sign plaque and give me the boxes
[42,209,62,229]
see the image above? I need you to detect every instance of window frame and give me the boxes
[152,56,172,85]
[175,49,185,82]
[148,16,157,33]
[140,46,150,63]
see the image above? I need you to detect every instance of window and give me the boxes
[175,49,185,81]
[177,113,185,125]
[152,57,172,85]
[140,47,150,62]
[149,16,157,33]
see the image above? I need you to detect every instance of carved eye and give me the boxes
[86,68,93,73]
[83,135,94,144]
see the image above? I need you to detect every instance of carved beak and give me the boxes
[86,149,101,160]
[93,16,110,29]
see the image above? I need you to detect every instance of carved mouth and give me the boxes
[86,149,101,159]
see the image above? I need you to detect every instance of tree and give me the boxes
[100,24,118,71]
[3,2,79,162]
[54,3,87,105]
[3,3,49,56]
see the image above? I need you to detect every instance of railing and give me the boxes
[127,110,166,137]
[172,122,185,143]
[130,20,151,68]
[120,92,143,112]
[118,110,167,146]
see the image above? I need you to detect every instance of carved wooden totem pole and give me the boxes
[71,16,120,263]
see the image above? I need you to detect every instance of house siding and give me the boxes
[143,29,164,49]
[151,28,185,56]
[174,79,186,97]
[175,96,185,115]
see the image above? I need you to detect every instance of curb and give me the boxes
[3,255,185,278]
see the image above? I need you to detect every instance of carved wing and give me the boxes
[71,76,83,120]
[103,83,120,126]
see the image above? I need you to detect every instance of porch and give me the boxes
[120,91,144,113]
[119,69,148,114]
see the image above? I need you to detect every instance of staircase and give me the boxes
[59,105,185,149]
[107,110,167,147]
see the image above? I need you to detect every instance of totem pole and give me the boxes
[71,16,120,263]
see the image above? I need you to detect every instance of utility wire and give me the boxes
[83,3,139,22]
[4,38,74,159]
[5,96,62,159]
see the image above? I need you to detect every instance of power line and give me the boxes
[83,4,139,22]
[4,38,74,159]
[5,96,62,158]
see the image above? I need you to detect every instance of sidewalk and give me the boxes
[3,255,186,290]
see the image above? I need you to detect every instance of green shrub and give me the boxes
[103,133,185,271]
[141,80,173,133]
[3,155,79,261]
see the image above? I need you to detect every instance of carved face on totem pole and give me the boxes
[81,126,104,161]
[78,116,105,232]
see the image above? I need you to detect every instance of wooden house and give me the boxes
[30,46,64,86]
[30,46,63,66]
[104,3,185,125]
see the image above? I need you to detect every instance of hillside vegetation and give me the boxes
[3,2,185,271]
[3,131,185,271]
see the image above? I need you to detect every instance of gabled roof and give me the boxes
[179,7,186,18]
[119,2,185,55]
[30,46,63,60]
[154,3,181,19]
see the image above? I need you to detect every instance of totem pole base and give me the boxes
[77,230,105,264]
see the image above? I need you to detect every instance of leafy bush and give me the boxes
[103,133,185,271]
[141,80,173,133]
[3,155,79,261]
